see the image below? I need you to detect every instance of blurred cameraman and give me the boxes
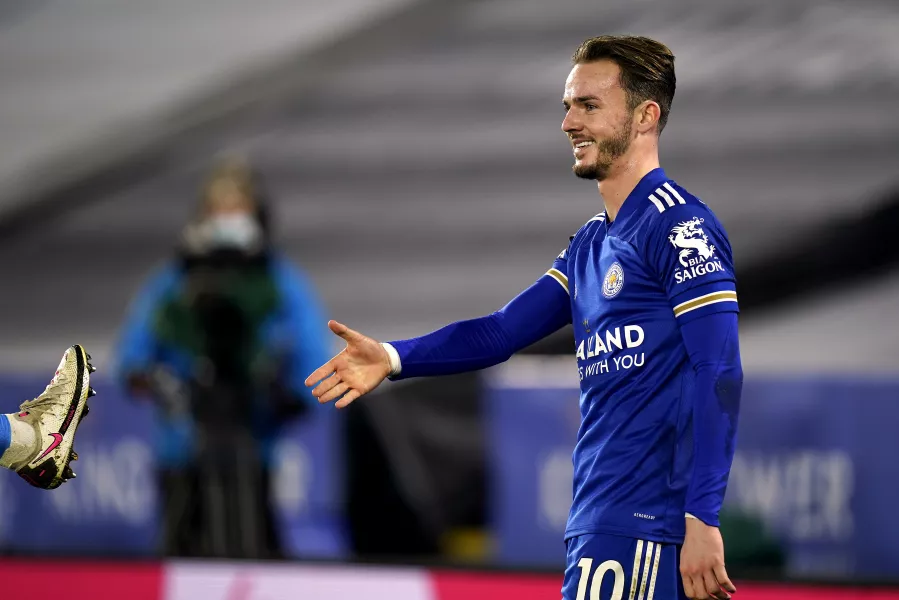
[114,158,331,559]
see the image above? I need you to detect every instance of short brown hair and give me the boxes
[201,157,256,205]
[572,35,676,133]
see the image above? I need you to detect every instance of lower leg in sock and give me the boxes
[0,414,37,469]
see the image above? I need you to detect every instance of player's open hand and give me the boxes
[680,517,736,600]
[305,320,391,408]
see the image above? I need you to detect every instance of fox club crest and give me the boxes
[602,262,625,298]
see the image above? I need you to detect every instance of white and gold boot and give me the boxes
[4,345,96,489]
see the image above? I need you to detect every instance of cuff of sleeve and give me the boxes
[684,510,720,527]
[381,342,402,378]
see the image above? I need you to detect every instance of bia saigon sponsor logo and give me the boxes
[668,217,725,283]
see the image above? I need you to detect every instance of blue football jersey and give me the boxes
[544,168,739,544]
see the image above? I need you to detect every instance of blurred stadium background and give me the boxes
[1,0,898,597]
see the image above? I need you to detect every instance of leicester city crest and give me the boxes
[602,261,624,298]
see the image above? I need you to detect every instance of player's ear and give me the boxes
[634,100,661,134]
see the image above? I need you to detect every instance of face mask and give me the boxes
[197,213,263,251]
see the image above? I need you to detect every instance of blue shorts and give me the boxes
[561,533,688,600]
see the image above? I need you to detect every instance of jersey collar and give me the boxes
[605,167,668,230]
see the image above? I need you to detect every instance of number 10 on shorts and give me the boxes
[575,558,625,600]
[575,540,661,600]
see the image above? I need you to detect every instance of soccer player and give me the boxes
[0,345,95,489]
[306,35,742,600]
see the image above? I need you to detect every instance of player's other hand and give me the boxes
[680,517,736,600]
[305,320,391,408]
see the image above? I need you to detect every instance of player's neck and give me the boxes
[597,153,660,222]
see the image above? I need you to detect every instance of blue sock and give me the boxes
[0,414,10,455]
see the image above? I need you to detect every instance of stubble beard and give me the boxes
[572,120,633,181]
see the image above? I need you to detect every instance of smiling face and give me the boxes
[561,60,635,181]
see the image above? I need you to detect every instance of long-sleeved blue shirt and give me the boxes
[389,168,742,543]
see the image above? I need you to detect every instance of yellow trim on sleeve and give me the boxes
[673,290,737,317]
[546,268,569,294]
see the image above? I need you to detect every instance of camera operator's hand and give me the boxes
[305,320,391,409]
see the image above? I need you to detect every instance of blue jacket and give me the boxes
[114,255,332,467]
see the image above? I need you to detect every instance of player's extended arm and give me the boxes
[679,311,743,525]
[306,275,571,408]
[385,275,571,379]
